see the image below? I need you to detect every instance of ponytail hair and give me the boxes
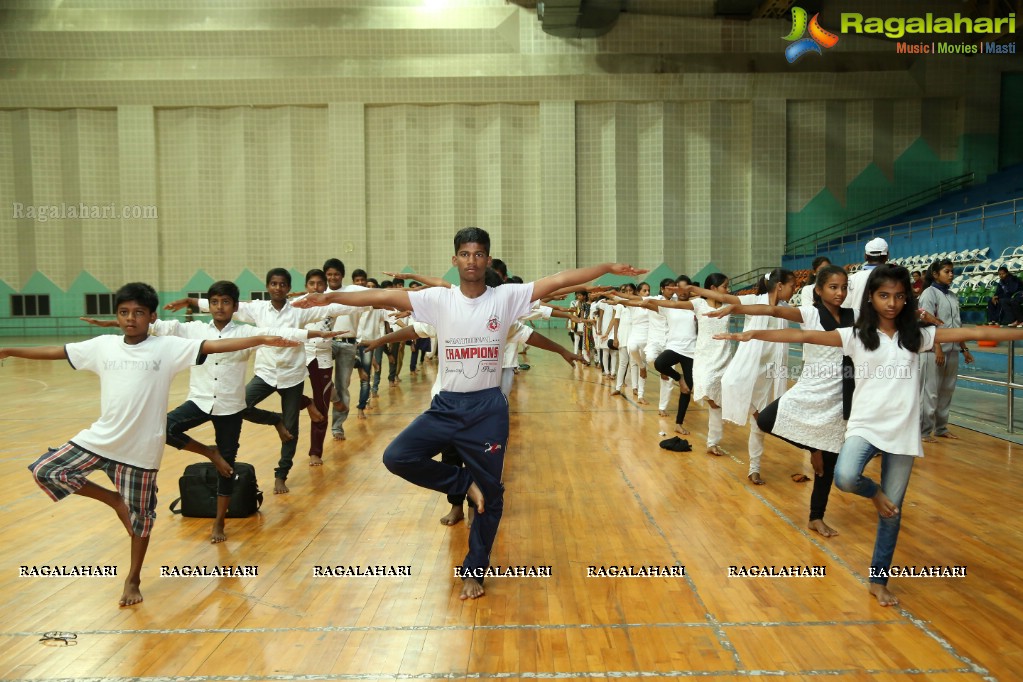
[755,268,795,295]
[703,272,728,290]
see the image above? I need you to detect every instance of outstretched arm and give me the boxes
[293,289,412,311]
[531,264,648,302]
[704,303,803,323]
[525,331,581,366]
[714,328,841,347]
[0,346,69,361]
[669,284,742,306]
[383,271,452,289]
[934,326,1023,345]
[363,326,419,352]
[202,336,300,355]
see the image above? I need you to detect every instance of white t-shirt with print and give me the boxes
[66,334,205,470]
[839,326,936,457]
[409,283,534,393]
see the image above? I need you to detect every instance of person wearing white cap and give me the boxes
[843,237,888,313]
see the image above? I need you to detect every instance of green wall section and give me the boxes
[786,134,999,245]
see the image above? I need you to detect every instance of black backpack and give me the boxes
[170,462,263,518]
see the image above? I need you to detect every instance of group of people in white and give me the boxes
[6,229,1021,608]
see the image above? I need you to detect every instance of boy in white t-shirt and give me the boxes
[295,227,645,600]
[6,283,296,607]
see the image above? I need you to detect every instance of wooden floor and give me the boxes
[1,330,1021,682]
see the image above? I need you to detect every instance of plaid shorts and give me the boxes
[29,442,159,538]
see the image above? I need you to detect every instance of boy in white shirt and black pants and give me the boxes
[11,283,296,607]
[296,227,645,600]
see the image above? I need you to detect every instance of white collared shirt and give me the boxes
[327,284,369,338]
[150,318,309,414]
[199,298,359,389]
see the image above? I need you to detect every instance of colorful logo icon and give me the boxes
[783,7,839,63]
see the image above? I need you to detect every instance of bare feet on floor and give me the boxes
[305,401,325,423]
[275,422,295,442]
[747,472,765,485]
[707,445,728,457]
[357,409,366,420]
[868,583,899,607]
[333,431,346,441]
[274,477,289,494]
[309,455,323,467]
[119,579,143,607]
[922,435,937,443]
[460,577,485,600]
[207,447,234,478]
[808,519,839,537]
[440,505,464,526]
[937,432,960,439]
[871,491,899,518]
[211,520,227,544]
[674,425,690,435]
[636,397,649,405]
[466,481,485,515]
[610,389,621,396]
[658,409,668,417]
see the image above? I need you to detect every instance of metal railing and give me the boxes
[786,172,976,257]
[955,340,1021,434]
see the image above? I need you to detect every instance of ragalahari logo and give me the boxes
[783,7,839,63]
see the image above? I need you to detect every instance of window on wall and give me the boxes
[11,294,51,317]
[250,291,270,300]
[84,293,116,316]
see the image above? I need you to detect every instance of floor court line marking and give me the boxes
[615,465,743,670]
[0,619,902,638]
[737,474,995,682]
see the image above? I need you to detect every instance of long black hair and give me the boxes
[853,264,922,352]
[755,268,795,295]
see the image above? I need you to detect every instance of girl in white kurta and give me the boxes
[685,269,798,484]
[638,273,734,455]
[716,264,1023,607]
[626,282,652,403]
[706,265,852,537]
[611,283,638,397]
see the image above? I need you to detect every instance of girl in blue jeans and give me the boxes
[717,264,1023,607]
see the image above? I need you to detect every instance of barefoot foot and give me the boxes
[332,431,346,441]
[211,520,227,544]
[357,409,366,420]
[937,431,960,439]
[658,409,668,417]
[707,445,729,457]
[868,582,899,607]
[309,454,323,467]
[275,422,295,442]
[440,505,464,526]
[466,481,485,515]
[119,579,143,607]
[808,519,839,537]
[274,477,290,494]
[305,401,325,423]
[460,577,485,600]
[610,389,621,396]
[636,397,649,405]
[207,447,234,478]
[674,425,690,435]
[747,472,765,485]
[871,491,899,518]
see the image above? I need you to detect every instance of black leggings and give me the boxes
[654,350,694,426]
[756,398,838,522]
